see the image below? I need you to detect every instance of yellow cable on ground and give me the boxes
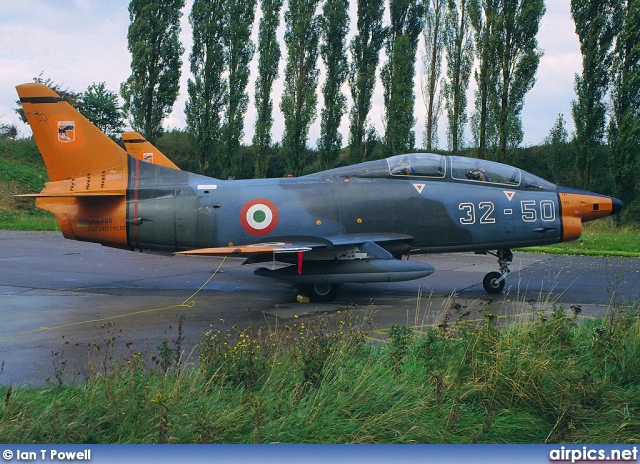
[0,256,227,341]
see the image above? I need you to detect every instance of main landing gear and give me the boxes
[300,283,342,302]
[482,249,513,294]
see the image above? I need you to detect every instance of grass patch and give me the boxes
[0,138,44,164]
[521,222,640,257]
[0,138,58,230]
[1,306,639,443]
[0,139,47,192]
[0,158,47,193]
[0,210,59,231]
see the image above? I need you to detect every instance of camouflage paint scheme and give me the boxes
[17,83,622,301]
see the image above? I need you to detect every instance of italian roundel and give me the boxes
[240,198,279,236]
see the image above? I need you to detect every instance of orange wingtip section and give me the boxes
[16,83,128,183]
[176,244,313,256]
[122,131,180,170]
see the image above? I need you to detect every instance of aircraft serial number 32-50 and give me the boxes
[17,83,622,301]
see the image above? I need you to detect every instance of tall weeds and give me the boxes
[1,305,639,443]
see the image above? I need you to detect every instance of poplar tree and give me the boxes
[608,0,639,213]
[443,0,474,153]
[382,0,425,155]
[121,0,184,143]
[545,114,570,185]
[318,0,350,169]
[571,0,617,190]
[253,0,283,178]
[348,0,385,162]
[185,0,227,175]
[494,0,545,156]
[220,0,256,179]
[280,0,321,176]
[469,0,499,158]
[421,0,446,151]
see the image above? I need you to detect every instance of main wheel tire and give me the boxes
[483,271,505,294]
[303,283,341,302]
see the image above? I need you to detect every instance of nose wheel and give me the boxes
[482,249,512,294]
[483,271,505,293]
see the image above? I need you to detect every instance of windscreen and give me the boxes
[450,156,521,186]
[387,153,446,177]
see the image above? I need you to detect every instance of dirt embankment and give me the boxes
[0,178,37,212]
[0,138,46,213]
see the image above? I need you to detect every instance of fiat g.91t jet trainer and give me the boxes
[17,83,622,301]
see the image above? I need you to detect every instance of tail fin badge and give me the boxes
[57,121,76,143]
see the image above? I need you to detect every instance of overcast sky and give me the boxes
[0,0,581,148]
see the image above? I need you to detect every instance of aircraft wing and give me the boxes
[175,233,414,258]
[175,233,432,289]
[175,242,315,256]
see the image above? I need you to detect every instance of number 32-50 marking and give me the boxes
[459,200,556,225]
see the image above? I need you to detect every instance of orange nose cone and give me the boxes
[559,189,622,242]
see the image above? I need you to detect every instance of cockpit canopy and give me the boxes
[386,153,555,190]
[389,153,446,177]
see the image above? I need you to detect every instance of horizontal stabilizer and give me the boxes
[16,191,126,198]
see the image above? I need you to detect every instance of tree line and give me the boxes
[6,0,639,222]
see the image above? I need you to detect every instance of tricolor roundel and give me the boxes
[240,198,279,236]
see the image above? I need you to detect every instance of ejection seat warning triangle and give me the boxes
[503,190,515,201]
[413,183,425,194]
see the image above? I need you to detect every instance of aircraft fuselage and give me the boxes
[120,155,612,255]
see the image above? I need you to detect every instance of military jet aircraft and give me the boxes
[16,83,622,301]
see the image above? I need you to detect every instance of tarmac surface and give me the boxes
[1,230,639,385]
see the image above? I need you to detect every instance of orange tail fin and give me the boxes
[122,131,180,170]
[16,83,129,248]
[16,83,128,183]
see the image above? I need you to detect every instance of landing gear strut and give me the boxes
[482,249,513,294]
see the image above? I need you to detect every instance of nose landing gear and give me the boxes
[482,249,513,294]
